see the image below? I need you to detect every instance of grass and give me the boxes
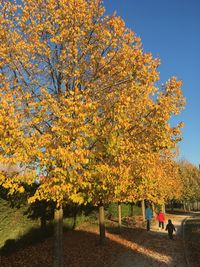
[0,198,40,248]
[0,198,142,255]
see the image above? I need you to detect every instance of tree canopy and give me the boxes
[0,0,185,209]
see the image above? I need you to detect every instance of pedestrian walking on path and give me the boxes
[156,210,165,230]
[111,214,188,267]
[145,204,153,231]
[165,219,176,239]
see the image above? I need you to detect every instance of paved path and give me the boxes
[111,215,188,267]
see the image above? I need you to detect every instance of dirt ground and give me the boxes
[0,214,194,267]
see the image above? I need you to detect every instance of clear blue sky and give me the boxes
[104,0,200,167]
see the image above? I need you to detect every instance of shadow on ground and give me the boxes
[0,221,180,267]
[184,217,200,267]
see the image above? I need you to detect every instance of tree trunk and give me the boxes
[152,203,156,217]
[118,202,122,233]
[53,206,63,267]
[99,203,105,244]
[141,200,145,221]
[171,200,174,212]
[162,203,166,213]
[183,201,186,212]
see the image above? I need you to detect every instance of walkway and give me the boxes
[111,215,188,267]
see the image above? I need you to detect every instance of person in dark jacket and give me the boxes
[165,219,176,239]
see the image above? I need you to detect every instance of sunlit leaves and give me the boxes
[0,0,185,208]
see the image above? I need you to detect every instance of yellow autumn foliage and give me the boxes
[0,0,185,207]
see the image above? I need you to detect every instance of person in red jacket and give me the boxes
[156,210,165,229]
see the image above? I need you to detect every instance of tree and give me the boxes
[1,0,151,263]
[178,160,200,210]
[0,0,185,265]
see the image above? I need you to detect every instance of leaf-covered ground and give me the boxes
[0,214,192,267]
[184,216,200,267]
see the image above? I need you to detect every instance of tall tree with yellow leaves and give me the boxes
[0,0,149,263]
[178,160,200,210]
[0,0,185,265]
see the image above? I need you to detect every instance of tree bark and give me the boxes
[152,203,156,216]
[99,203,105,244]
[183,201,186,212]
[162,203,166,213]
[53,206,63,267]
[171,200,174,212]
[118,202,122,233]
[141,200,145,221]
